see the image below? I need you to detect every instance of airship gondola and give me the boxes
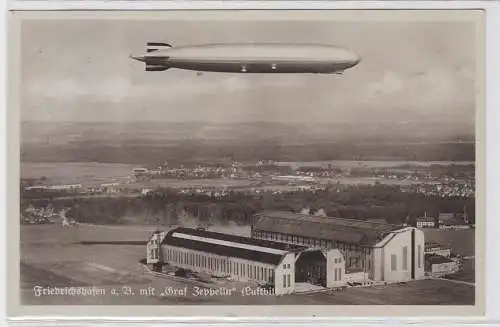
[131,42,361,74]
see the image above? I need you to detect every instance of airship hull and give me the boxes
[133,43,361,74]
[165,60,352,74]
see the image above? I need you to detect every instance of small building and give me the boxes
[133,168,150,179]
[146,227,347,294]
[416,216,436,228]
[425,254,457,276]
[438,213,471,229]
[141,188,154,196]
[424,242,451,258]
[438,213,469,229]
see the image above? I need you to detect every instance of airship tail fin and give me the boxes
[146,42,172,53]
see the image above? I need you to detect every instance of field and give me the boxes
[125,179,256,189]
[316,176,426,186]
[20,161,454,190]
[424,229,476,257]
[20,224,474,305]
[278,160,475,169]
[21,162,137,185]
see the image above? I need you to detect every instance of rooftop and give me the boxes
[253,211,404,246]
[162,227,307,265]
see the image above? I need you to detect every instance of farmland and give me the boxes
[278,160,474,170]
[424,229,476,257]
[20,161,465,190]
[21,162,137,186]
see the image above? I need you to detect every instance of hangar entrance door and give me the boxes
[295,251,327,287]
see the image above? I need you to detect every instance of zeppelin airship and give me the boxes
[130,42,361,74]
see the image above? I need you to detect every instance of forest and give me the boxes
[21,184,476,227]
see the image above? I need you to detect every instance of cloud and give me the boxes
[365,71,404,99]
[25,72,310,107]
[26,77,147,103]
[361,66,475,114]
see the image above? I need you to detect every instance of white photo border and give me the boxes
[2,0,499,324]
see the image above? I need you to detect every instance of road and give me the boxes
[433,277,475,287]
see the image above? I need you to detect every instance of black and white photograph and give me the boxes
[8,9,484,315]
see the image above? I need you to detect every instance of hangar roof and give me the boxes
[162,227,307,265]
[253,211,404,246]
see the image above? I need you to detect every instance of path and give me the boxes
[433,277,475,286]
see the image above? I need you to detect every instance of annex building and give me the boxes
[251,211,425,283]
[146,227,346,295]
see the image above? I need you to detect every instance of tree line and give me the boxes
[20,184,476,226]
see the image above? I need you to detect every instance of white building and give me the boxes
[146,227,347,294]
[425,254,458,276]
[416,216,436,228]
[424,242,451,258]
[252,211,426,283]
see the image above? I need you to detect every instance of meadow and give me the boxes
[278,160,475,170]
[424,229,476,257]
[20,161,457,189]
[21,162,137,185]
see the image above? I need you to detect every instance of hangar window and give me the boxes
[391,254,397,271]
[402,246,408,270]
[418,245,422,268]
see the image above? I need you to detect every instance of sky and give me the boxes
[20,17,477,126]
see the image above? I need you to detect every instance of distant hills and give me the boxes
[21,120,474,146]
[20,121,475,164]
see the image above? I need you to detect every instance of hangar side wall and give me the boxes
[380,228,425,282]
